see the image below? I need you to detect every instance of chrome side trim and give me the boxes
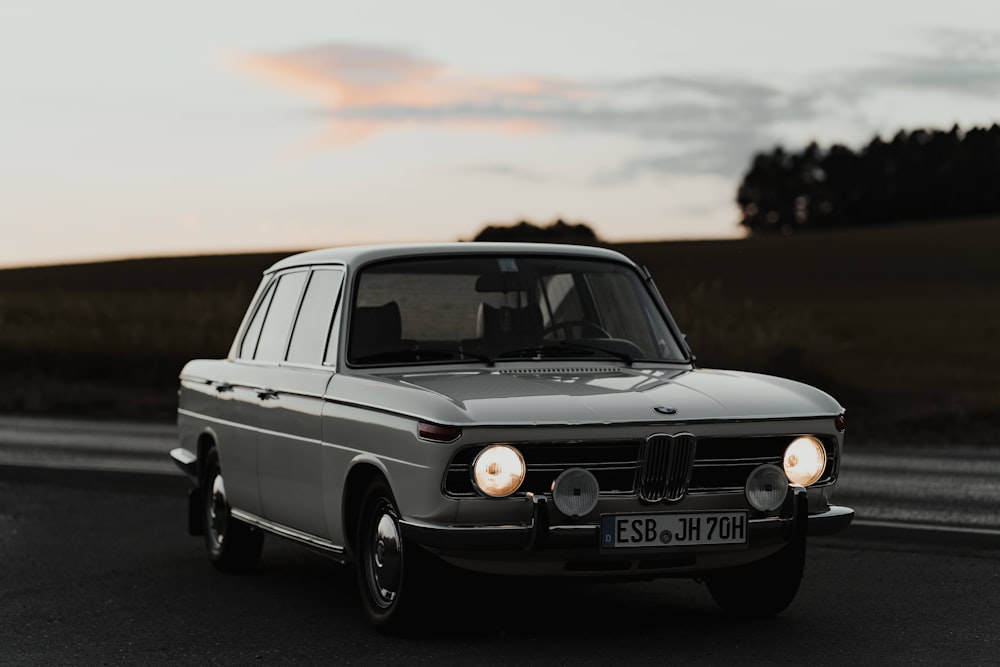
[231,508,346,555]
[177,408,429,469]
[178,377,326,401]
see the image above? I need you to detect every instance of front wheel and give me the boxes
[355,478,433,633]
[202,447,263,573]
[705,537,805,616]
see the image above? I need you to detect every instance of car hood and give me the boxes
[340,366,842,426]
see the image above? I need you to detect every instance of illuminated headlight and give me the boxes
[472,445,525,497]
[783,436,827,487]
[745,464,788,512]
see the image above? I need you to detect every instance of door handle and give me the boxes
[257,388,279,401]
[214,382,234,393]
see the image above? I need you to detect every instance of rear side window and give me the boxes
[287,268,345,365]
[254,271,307,361]
[238,281,275,359]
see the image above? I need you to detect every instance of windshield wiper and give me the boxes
[352,347,494,366]
[410,347,495,367]
[496,342,634,366]
[553,340,634,366]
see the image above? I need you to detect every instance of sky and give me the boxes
[2,1,1000,267]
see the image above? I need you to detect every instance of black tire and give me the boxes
[355,477,435,633]
[705,536,805,616]
[202,447,263,573]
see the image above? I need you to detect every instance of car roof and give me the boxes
[264,242,637,274]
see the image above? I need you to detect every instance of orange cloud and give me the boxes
[234,43,583,146]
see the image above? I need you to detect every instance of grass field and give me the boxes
[1,218,998,446]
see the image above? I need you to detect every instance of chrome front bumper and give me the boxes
[170,447,198,482]
[400,492,854,552]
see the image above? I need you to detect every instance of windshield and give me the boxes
[347,255,687,366]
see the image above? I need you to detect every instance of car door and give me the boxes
[208,276,278,517]
[254,267,345,538]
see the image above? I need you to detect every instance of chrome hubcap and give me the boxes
[208,473,228,548]
[367,501,402,608]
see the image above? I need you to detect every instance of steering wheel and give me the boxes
[542,320,612,339]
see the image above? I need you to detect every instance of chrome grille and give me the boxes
[637,433,696,503]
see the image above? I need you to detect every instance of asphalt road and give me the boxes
[2,468,999,665]
[1,420,999,665]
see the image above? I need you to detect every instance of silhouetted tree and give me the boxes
[472,219,602,245]
[738,124,1000,234]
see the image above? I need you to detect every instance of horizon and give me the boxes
[0,223,746,271]
[7,212,998,273]
[4,1,999,269]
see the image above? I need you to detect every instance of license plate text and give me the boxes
[600,511,748,548]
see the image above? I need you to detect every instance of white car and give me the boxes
[171,242,853,632]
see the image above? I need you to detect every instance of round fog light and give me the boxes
[784,436,827,487]
[472,445,525,497]
[551,467,600,517]
[745,464,788,512]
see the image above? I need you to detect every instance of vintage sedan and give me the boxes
[171,242,853,631]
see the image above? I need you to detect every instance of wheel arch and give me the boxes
[342,461,390,560]
[181,429,220,536]
[196,429,219,483]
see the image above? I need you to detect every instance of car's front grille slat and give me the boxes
[637,433,696,503]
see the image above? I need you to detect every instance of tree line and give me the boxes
[738,124,1000,235]
[472,219,601,244]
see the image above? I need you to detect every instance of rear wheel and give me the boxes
[355,478,434,633]
[202,447,263,573]
[705,537,805,616]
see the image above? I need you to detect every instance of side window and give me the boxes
[238,281,275,359]
[254,271,307,362]
[287,268,345,365]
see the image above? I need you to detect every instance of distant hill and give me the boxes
[0,251,291,293]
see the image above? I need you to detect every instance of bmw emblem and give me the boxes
[653,406,677,415]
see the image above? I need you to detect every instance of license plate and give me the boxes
[600,511,748,548]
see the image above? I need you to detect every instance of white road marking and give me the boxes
[851,518,1000,538]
